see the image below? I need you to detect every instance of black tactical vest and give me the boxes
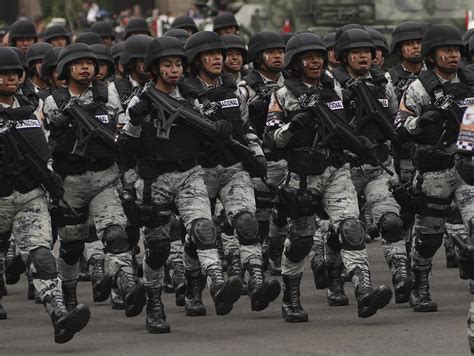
[388,64,418,104]
[243,70,270,138]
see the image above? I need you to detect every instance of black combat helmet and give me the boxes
[41,25,71,45]
[421,24,462,58]
[123,17,151,40]
[323,32,337,49]
[284,32,327,68]
[280,32,295,45]
[91,44,115,75]
[184,31,226,63]
[367,29,388,56]
[247,31,285,63]
[9,19,38,46]
[390,21,427,54]
[170,16,198,34]
[40,47,62,80]
[335,24,365,43]
[9,47,28,73]
[56,43,99,80]
[111,42,124,65]
[144,36,187,71]
[119,34,153,65]
[26,42,53,68]
[0,47,24,76]
[335,28,375,61]
[221,34,247,63]
[75,32,103,45]
[163,29,190,47]
[213,12,239,33]
[90,21,116,39]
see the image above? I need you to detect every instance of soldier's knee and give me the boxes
[190,218,216,250]
[285,234,313,263]
[29,247,58,279]
[378,213,404,243]
[234,212,259,246]
[414,233,443,258]
[339,218,365,251]
[103,225,128,254]
[59,240,85,265]
[0,231,10,252]
[145,237,170,269]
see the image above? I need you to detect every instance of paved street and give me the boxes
[0,240,472,356]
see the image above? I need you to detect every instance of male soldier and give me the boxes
[397,24,474,312]
[26,42,54,94]
[213,13,239,36]
[0,47,90,343]
[183,31,281,313]
[42,43,145,318]
[239,31,288,276]
[9,19,37,55]
[90,21,116,49]
[221,34,247,83]
[119,36,242,332]
[265,32,392,321]
[332,28,410,304]
[41,25,71,48]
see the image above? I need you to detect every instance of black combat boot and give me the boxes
[184,271,207,316]
[247,263,281,311]
[207,264,242,316]
[351,266,392,318]
[169,261,186,307]
[226,249,242,278]
[43,287,90,344]
[268,236,284,276]
[410,268,437,312]
[326,263,349,306]
[145,286,170,333]
[89,255,112,302]
[0,276,6,319]
[310,242,328,290]
[62,280,79,312]
[387,254,412,304]
[282,273,308,322]
[116,268,146,317]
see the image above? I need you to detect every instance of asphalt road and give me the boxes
[0,240,472,356]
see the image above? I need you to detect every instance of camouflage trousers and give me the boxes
[412,167,474,271]
[134,164,220,285]
[57,164,130,281]
[203,163,261,269]
[0,188,63,302]
[282,164,365,276]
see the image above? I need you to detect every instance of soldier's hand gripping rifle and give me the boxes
[0,118,77,216]
[62,98,119,157]
[299,93,394,176]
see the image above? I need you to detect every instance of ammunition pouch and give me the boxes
[255,189,276,209]
[278,185,323,219]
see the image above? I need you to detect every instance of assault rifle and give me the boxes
[0,118,77,216]
[299,93,394,176]
[345,77,396,141]
[256,83,280,100]
[433,95,465,148]
[62,98,119,157]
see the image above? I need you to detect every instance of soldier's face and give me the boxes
[433,46,460,74]
[224,49,243,73]
[262,48,284,73]
[69,58,95,84]
[157,56,183,85]
[96,60,109,81]
[50,36,68,48]
[216,26,238,36]
[132,58,150,82]
[401,40,421,63]
[199,50,223,77]
[15,37,35,54]
[0,70,20,95]
[346,48,372,74]
[373,48,384,67]
[300,51,324,81]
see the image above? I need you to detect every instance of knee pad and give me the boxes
[190,218,216,250]
[284,234,313,263]
[378,213,404,243]
[414,233,443,258]
[234,212,259,246]
[59,240,85,265]
[126,226,140,249]
[338,218,365,251]
[29,247,58,280]
[145,238,170,269]
[0,231,10,252]
[258,221,270,244]
[103,225,128,254]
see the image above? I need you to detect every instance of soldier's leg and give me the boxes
[0,231,9,318]
[366,171,411,304]
[310,217,328,290]
[331,166,392,318]
[168,214,186,307]
[445,205,462,268]
[220,166,280,312]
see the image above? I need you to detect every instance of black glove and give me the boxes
[128,99,152,126]
[357,136,374,151]
[48,111,70,130]
[215,120,233,140]
[288,112,313,133]
[417,110,442,128]
[46,170,64,199]
[248,99,269,119]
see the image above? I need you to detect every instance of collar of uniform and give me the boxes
[128,75,142,88]
[434,71,460,84]
[0,96,19,108]
[259,71,285,86]
[170,86,184,100]
[303,81,323,90]
[68,83,93,98]
[197,75,223,89]
[401,62,427,75]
